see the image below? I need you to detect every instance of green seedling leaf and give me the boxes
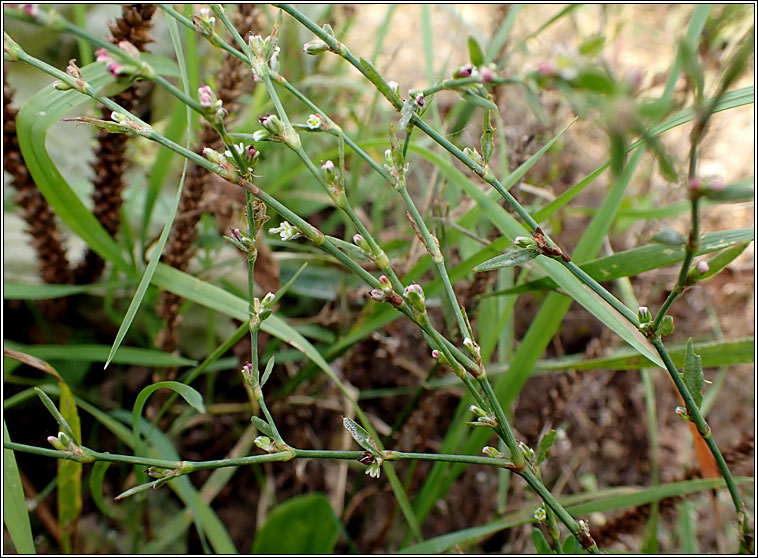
[4,421,35,554]
[473,247,539,271]
[132,381,205,445]
[652,227,686,246]
[562,534,583,554]
[578,34,605,57]
[682,338,705,409]
[537,429,558,465]
[660,315,675,336]
[251,416,274,438]
[467,36,484,67]
[343,417,380,455]
[531,527,554,554]
[260,356,276,387]
[251,493,341,554]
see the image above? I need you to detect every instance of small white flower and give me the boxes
[534,505,547,522]
[268,221,302,241]
[306,114,323,130]
[224,142,245,159]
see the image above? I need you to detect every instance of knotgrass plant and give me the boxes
[3,4,754,554]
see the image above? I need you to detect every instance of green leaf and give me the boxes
[3,341,196,368]
[132,381,205,445]
[359,56,399,105]
[652,227,686,245]
[677,499,698,554]
[578,34,605,57]
[251,416,274,438]
[3,421,35,554]
[460,88,499,111]
[473,247,539,271]
[561,534,582,554]
[537,337,753,372]
[703,182,755,202]
[2,280,133,300]
[682,338,705,409]
[536,429,558,465]
[251,493,341,554]
[531,527,554,554]
[56,382,82,553]
[573,67,616,93]
[467,36,484,67]
[33,387,77,443]
[660,315,675,336]
[260,356,276,387]
[343,417,380,455]
[678,38,704,101]
[103,13,193,370]
[699,241,751,281]
[15,63,132,274]
[398,477,751,554]
[89,461,121,520]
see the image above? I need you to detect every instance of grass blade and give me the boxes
[132,381,205,446]
[3,421,36,554]
[103,15,192,369]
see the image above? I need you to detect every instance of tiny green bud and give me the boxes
[482,446,501,458]
[513,236,535,249]
[302,38,329,55]
[353,234,369,252]
[675,406,691,421]
[254,435,276,452]
[404,283,426,314]
[463,146,484,166]
[259,113,284,136]
[519,441,535,461]
[431,349,449,365]
[469,405,487,418]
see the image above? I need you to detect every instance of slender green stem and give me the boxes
[478,378,525,469]
[651,197,700,333]
[521,468,600,553]
[650,338,743,508]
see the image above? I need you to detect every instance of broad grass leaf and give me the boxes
[251,493,341,554]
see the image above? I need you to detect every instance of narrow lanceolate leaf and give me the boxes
[531,527,553,554]
[682,338,705,409]
[474,247,540,272]
[3,421,35,554]
[698,241,751,282]
[467,36,484,67]
[342,418,380,455]
[536,429,558,466]
[652,227,686,246]
[260,356,276,387]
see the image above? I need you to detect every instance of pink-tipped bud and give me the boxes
[23,4,38,17]
[480,66,495,83]
[230,228,243,242]
[414,93,425,109]
[322,160,335,174]
[688,178,702,191]
[537,61,554,76]
[432,350,441,359]
[455,64,474,78]
[697,261,709,274]
[116,40,140,57]
[107,62,123,77]
[95,48,111,63]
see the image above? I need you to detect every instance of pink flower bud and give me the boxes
[455,64,474,78]
[480,66,495,83]
[537,61,554,76]
[414,94,425,109]
[95,48,111,63]
[431,350,441,359]
[322,160,335,173]
[688,178,702,191]
[697,261,709,274]
[107,62,123,77]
